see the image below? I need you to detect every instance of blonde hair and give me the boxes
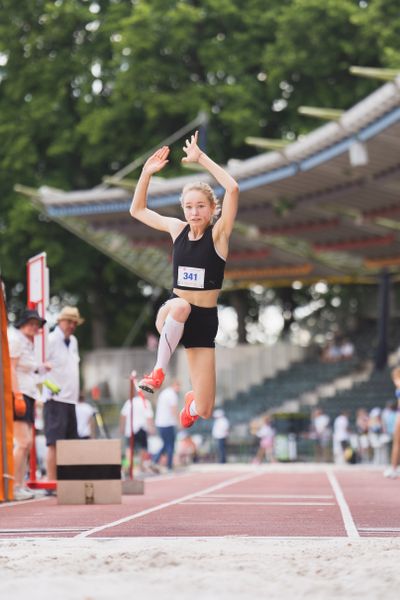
[391,367,400,382]
[180,181,221,222]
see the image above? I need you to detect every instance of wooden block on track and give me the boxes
[122,478,145,495]
[56,439,122,505]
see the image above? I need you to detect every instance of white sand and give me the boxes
[1,537,399,600]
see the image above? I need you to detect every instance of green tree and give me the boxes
[262,0,391,137]
[77,0,288,166]
[0,1,150,348]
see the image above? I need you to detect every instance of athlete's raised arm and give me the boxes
[182,131,239,238]
[130,146,183,237]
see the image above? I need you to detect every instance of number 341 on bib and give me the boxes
[177,266,205,288]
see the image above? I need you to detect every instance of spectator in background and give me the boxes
[120,390,155,473]
[355,408,370,463]
[382,401,398,441]
[8,309,50,500]
[340,338,355,360]
[311,408,331,462]
[212,408,230,464]
[368,407,382,435]
[75,393,96,440]
[153,380,180,470]
[368,407,386,465]
[44,306,83,482]
[333,410,351,464]
[321,340,341,363]
[254,415,276,464]
[146,332,158,352]
[356,407,369,435]
[176,431,198,466]
[384,367,400,479]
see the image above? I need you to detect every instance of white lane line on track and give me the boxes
[0,527,88,533]
[0,536,354,542]
[75,470,267,539]
[181,501,335,506]
[358,527,400,532]
[326,470,359,539]
[189,494,334,499]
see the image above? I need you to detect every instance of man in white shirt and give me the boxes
[212,408,230,463]
[9,308,49,500]
[153,380,180,470]
[333,411,351,464]
[75,394,96,439]
[311,408,331,462]
[43,306,84,481]
[120,392,154,472]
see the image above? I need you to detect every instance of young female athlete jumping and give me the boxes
[130,131,239,428]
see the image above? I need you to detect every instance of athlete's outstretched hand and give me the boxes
[182,130,202,163]
[142,146,170,176]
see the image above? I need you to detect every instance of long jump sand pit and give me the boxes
[1,537,399,600]
[1,465,399,598]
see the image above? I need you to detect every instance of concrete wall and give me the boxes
[82,341,307,404]
[82,347,159,403]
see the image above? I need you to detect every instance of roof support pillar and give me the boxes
[375,269,390,370]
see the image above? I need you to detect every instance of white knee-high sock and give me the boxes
[189,401,198,417]
[154,314,185,372]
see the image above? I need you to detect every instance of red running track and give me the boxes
[0,466,399,539]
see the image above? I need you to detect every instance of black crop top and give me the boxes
[172,224,226,291]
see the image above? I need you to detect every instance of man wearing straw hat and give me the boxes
[43,306,84,482]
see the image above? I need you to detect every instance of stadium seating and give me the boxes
[317,366,395,424]
[195,356,359,436]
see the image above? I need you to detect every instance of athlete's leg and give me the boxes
[154,298,191,369]
[165,426,176,469]
[139,297,191,392]
[254,444,264,464]
[153,427,168,464]
[154,297,189,333]
[46,445,57,481]
[185,347,216,420]
[13,421,33,487]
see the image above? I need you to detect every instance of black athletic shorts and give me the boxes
[13,394,35,425]
[44,399,79,446]
[169,293,218,348]
[125,428,148,450]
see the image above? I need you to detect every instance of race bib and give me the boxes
[177,266,205,288]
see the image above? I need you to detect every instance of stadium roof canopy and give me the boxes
[19,73,400,291]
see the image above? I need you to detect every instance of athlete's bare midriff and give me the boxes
[172,287,220,308]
